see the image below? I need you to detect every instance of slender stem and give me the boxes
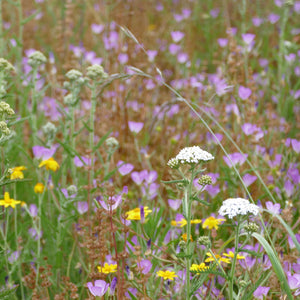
[17,0,23,73]
[14,184,25,299]
[277,3,289,113]
[89,82,97,212]
[0,0,4,56]
[229,221,240,300]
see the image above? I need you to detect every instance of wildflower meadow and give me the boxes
[1,0,300,299]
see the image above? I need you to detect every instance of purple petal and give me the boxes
[128,121,144,134]
[238,86,252,100]
[168,199,182,210]
[117,161,134,176]
[291,139,300,153]
[242,174,257,187]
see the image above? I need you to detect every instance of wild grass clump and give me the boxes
[0,0,299,299]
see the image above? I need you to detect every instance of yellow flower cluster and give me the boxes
[125,206,152,220]
[156,270,177,281]
[97,263,117,274]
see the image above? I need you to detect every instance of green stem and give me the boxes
[14,184,25,299]
[0,0,3,56]
[277,4,289,113]
[89,82,97,211]
[229,221,240,299]
[17,0,23,73]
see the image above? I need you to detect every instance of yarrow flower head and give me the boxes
[170,146,214,166]
[218,197,260,219]
[156,270,177,280]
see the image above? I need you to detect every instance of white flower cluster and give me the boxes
[173,146,214,165]
[218,198,260,219]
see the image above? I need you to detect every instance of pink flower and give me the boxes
[87,280,109,297]
[128,121,144,134]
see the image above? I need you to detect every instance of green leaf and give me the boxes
[21,9,41,25]
[253,233,293,300]
[0,285,18,299]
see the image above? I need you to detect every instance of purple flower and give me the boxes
[8,251,20,264]
[131,171,146,185]
[99,195,122,211]
[295,1,300,13]
[265,201,281,214]
[238,86,252,100]
[240,256,256,270]
[177,52,189,64]
[268,13,280,24]
[288,273,300,293]
[117,161,134,176]
[74,156,91,167]
[241,123,258,135]
[223,153,248,167]
[253,286,270,299]
[29,204,38,217]
[77,202,88,214]
[110,277,117,295]
[137,259,152,274]
[169,43,181,55]
[91,23,104,34]
[147,50,157,62]
[291,139,300,153]
[118,53,128,64]
[171,31,185,43]
[210,8,220,18]
[284,180,294,198]
[242,174,257,187]
[168,199,182,210]
[242,33,255,45]
[87,280,109,297]
[288,234,300,250]
[128,121,144,134]
[32,144,58,160]
[125,287,137,298]
[252,17,263,27]
[268,154,282,168]
[206,184,220,198]
[218,38,228,47]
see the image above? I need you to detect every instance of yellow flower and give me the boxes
[190,263,209,274]
[97,263,117,274]
[171,218,201,227]
[223,251,245,260]
[205,252,231,264]
[181,233,193,242]
[191,219,202,224]
[34,183,45,194]
[156,270,177,281]
[10,166,26,180]
[202,216,225,230]
[0,192,21,209]
[38,157,60,172]
[125,206,152,220]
